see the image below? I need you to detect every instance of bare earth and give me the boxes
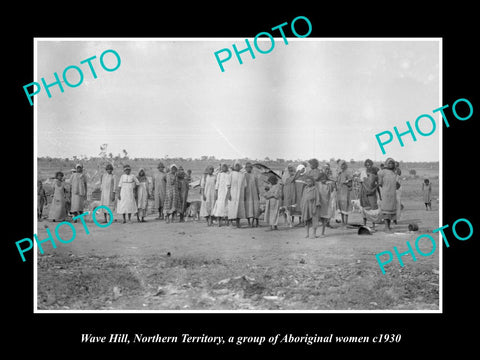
[36,198,440,311]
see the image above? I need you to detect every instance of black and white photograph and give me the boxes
[34,38,441,312]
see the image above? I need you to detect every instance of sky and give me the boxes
[36,39,440,162]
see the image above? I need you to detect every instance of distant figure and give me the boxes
[136,168,149,222]
[378,158,398,231]
[177,166,189,222]
[264,174,282,230]
[153,162,167,220]
[48,171,67,222]
[99,163,116,223]
[213,163,230,227]
[336,160,353,226]
[227,161,246,228]
[200,165,216,226]
[117,164,139,224]
[360,159,381,230]
[37,180,48,220]
[163,164,181,223]
[300,176,321,238]
[422,178,432,210]
[70,164,87,221]
[244,162,260,227]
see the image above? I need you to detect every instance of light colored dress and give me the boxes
[317,181,333,219]
[136,179,149,217]
[117,174,139,214]
[48,181,67,221]
[264,183,282,226]
[244,172,260,219]
[378,169,397,220]
[422,182,432,203]
[213,172,229,218]
[153,170,167,210]
[227,171,246,220]
[100,173,116,214]
[70,172,87,213]
[336,169,353,214]
[200,174,216,217]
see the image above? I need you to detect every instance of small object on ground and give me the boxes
[358,225,373,235]
[263,296,279,301]
[179,231,186,235]
[370,302,378,306]
[167,252,171,257]
[217,278,230,285]
[113,286,122,300]
[408,223,419,231]
[299,258,306,264]
[154,287,166,296]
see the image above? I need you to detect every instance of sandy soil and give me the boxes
[36,197,440,311]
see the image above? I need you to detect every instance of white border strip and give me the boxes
[33,37,442,314]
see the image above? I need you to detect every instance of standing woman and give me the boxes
[359,159,381,229]
[378,158,398,231]
[422,178,432,210]
[212,163,230,227]
[336,160,353,226]
[264,174,282,230]
[394,161,402,224]
[100,163,116,223]
[117,164,139,224]
[227,161,246,228]
[200,165,216,226]
[244,162,260,227]
[163,164,181,223]
[177,166,189,222]
[48,171,68,222]
[153,162,167,220]
[282,164,297,227]
[70,164,87,222]
[294,164,308,224]
[136,168,149,222]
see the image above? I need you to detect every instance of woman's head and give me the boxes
[123,164,131,174]
[157,162,165,171]
[296,164,306,174]
[364,159,373,169]
[233,161,241,172]
[138,168,145,177]
[207,165,214,175]
[170,164,178,174]
[105,163,113,173]
[75,164,83,173]
[245,162,253,173]
[340,160,347,170]
[221,163,229,172]
[55,171,64,180]
[424,178,430,184]
[385,158,395,170]
[308,158,319,169]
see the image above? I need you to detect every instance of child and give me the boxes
[264,174,282,230]
[48,172,67,222]
[136,168,149,222]
[244,162,260,227]
[300,176,321,238]
[212,164,230,227]
[99,164,116,223]
[37,180,48,220]
[163,164,181,223]
[200,165,216,226]
[317,173,333,237]
[117,164,139,224]
[422,178,432,210]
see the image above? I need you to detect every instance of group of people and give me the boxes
[38,158,434,238]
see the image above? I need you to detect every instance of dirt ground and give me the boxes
[36,196,440,311]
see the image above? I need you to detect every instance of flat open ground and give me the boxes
[36,189,440,311]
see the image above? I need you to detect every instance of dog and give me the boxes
[184,200,201,221]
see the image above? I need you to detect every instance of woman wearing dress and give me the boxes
[70,164,87,221]
[200,165,216,226]
[99,163,116,223]
[152,162,167,220]
[227,161,246,228]
[136,168,149,222]
[212,163,230,227]
[48,171,68,222]
[244,162,261,228]
[163,164,181,223]
[336,160,353,226]
[117,164,139,224]
[378,158,398,232]
[177,166,190,223]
